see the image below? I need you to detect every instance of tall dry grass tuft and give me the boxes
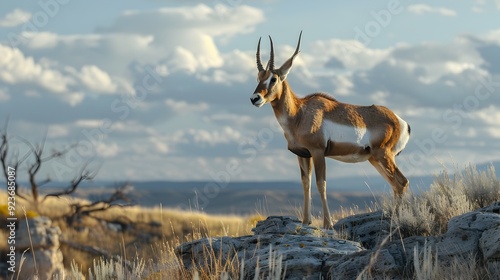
[361,164,500,280]
[86,257,145,280]
[413,241,490,280]
[413,241,439,280]
[461,164,500,208]
[392,195,435,236]
[386,164,500,236]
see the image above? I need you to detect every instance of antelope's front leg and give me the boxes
[298,156,312,225]
[312,151,333,229]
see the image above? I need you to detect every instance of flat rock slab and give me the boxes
[178,216,364,279]
[334,210,394,249]
[177,202,500,279]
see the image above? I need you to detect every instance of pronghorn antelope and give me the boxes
[250,32,410,229]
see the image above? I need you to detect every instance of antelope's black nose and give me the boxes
[250,95,260,104]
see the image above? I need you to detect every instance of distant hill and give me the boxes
[39,161,500,215]
[39,174,432,216]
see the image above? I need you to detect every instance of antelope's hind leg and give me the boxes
[368,155,409,198]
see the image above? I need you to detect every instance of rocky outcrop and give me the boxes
[177,202,500,279]
[15,216,65,280]
[334,210,393,249]
[178,216,364,279]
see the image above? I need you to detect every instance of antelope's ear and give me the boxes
[277,31,302,81]
[277,57,296,81]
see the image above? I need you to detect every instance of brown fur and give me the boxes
[252,35,409,228]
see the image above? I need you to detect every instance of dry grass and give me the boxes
[385,164,500,237]
[2,164,499,279]
[0,190,255,277]
[412,241,491,280]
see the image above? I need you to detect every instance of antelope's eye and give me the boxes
[270,77,277,83]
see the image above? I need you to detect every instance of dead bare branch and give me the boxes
[1,118,99,207]
[66,183,135,225]
[1,119,27,200]
[41,161,99,202]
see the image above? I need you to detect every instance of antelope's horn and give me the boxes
[256,37,265,72]
[268,35,275,71]
[291,31,302,60]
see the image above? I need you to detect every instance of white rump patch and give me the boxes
[393,114,410,154]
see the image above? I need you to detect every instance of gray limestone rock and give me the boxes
[177,202,500,279]
[334,210,394,249]
[178,216,364,279]
[16,216,61,251]
[15,216,65,280]
[480,226,500,260]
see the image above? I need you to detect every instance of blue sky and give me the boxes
[1,0,500,186]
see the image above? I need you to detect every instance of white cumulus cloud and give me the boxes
[0,9,31,27]
[308,39,391,71]
[407,4,457,17]
[78,65,118,94]
[95,142,120,158]
[47,124,70,138]
[165,98,209,113]
[0,44,74,93]
[473,0,500,12]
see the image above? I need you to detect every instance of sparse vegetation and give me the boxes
[387,164,500,237]
[412,242,490,280]
[1,164,499,279]
[0,120,98,211]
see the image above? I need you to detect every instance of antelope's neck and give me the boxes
[271,81,300,129]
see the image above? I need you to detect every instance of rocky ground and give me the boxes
[178,201,500,279]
